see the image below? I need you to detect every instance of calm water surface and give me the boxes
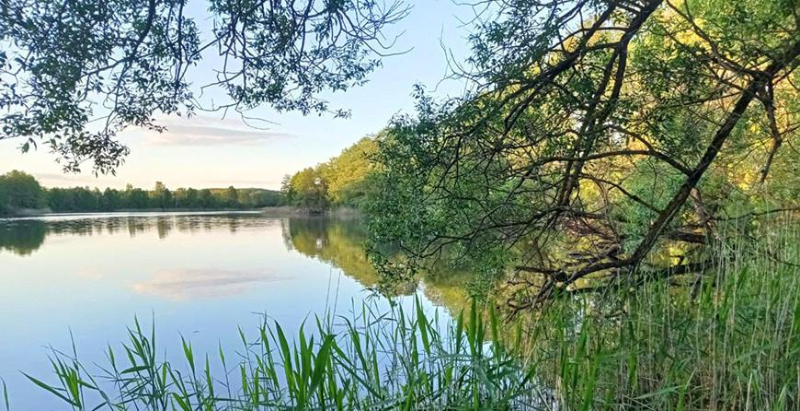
[0,212,453,408]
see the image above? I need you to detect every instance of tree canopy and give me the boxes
[0,170,45,210]
[0,170,281,215]
[282,136,379,210]
[368,0,800,309]
[2,0,799,309]
[0,0,407,173]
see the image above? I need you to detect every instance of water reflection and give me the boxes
[0,212,473,312]
[0,220,46,256]
[0,212,453,407]
[0,212,272,257]
[0,215,381,283]
[282,217,381,289]
[133,268,282,300]
[281,217,473,311]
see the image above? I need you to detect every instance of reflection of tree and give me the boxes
[281,217,478,316]
[0,214,268,256]
[419,266,475,315]
[156,217,173,239]
[0,221,46,256]
[283,218,381,289]
[127,217,148,238]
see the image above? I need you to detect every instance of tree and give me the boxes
[283,136,380,210]
[173,188,187,208]
[247,191,262,208]
[0,170,45,209]
[0,0,408,174]
[150,182,172,210]
[198,189,215,209]
[370,0,800,309]
[249,190,281,207]
[237,190,253,208]
[0,180,8,215]
[280,175,295,205]
[78,188,99,210]
[184,188,199,209]
[320,136,379,206]
[224,186,239,208]
[288,168,328,211]
[100,188,122,211]
[46,188,74,212]
[126,187,150,209]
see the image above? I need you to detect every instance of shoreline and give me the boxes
[0,206,361,219]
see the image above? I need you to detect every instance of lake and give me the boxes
[0,212,455,408]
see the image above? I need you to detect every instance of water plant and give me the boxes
[19,222,800,410]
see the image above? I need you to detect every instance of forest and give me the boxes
[281,137,379,212]
[0,170,281,215]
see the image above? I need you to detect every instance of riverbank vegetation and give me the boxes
[1,0,798,408]
[19,221,798,410]
[365,0,800,311]
[281,137,379,212]
[0,171,280,216]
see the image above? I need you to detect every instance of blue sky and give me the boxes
[0,0,475,190]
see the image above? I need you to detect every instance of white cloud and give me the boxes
[35,172,108,187]
[132,268,280,300]
[141,116,295,146]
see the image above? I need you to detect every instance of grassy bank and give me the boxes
[9,224,799,410]
[518,222,800,410]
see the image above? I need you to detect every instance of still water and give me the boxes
[0,212,456,408]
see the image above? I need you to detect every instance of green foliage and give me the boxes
[321,137,380,206]
[0,182,7,216]
[0,0,408,173]
[366,0,800,293]
[615,160,688,251]
[223,186,238,208]
[21,222,800,410]
[125,186,151,210]
[283,136,380,211]
[149,181,173,210]
[99,188,121,211]
[0,170,281,214]
[0,170,45,211]
[524,221,800,411]
[25,298,540,410]
[285,167,329,211]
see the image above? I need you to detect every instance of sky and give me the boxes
[0,0,476,190]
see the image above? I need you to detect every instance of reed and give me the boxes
[14,222,800,410]
[18,298,544,410]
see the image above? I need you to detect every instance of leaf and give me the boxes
[172,393,192,411]
[1,377,9,411]
[22,373,78,406]
[634,385,682,400]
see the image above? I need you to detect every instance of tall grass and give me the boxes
[511,219,800,410]
[1,378,8,411]
[19,299,542,410]
[16,221,800,410]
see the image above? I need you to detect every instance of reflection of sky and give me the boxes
[0,213,445,408]
[132,268,282,300]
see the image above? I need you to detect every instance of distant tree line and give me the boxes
[281,137,380,212]
[0,171,281,215]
